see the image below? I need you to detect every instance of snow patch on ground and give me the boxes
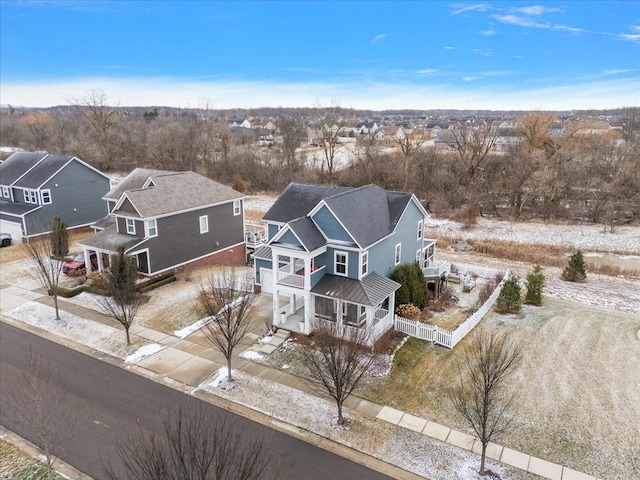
[4,302,135,359]
[125,343,165,364]
[174,316,212,338]
[208,367,239,390]
[239,350,265,361]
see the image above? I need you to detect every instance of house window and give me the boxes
[334,251,347,276]
[126,218,136,235]
[146,219,157,238]
[233,199,241,216]
[41,189,51,205]
[199,215,209,234]
[417,220,423,240]
[1,186,9,198]
[24,189,38,204]
[416,249,422,265]
[361,251,368,276]
[395,243,401,265]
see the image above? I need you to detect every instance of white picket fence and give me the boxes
[395,268,509,349]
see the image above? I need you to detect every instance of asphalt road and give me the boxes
[0,321,394,480]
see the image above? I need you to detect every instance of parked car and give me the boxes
[0,232,11,247]
[62,253,97,275]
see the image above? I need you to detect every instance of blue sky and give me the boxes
[1,1,639,110]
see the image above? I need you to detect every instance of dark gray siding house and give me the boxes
[0,152,111,241]
[78,169,245,277]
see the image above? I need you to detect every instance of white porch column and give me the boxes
[304,257,311,290]
[303,295,314,334]
[366,306,374,329]
[96,251,104,272]
[83,247,92,273]
[389,291,396,315]
[273,288,280,325]
[336,300,344,335]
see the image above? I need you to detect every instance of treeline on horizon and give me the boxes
[1,92,638,226]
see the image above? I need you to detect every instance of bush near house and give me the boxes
[391,263,428,310]
[396,303,422,320]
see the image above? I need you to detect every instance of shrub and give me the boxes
[396,303,422,320]
[563,250,587,282]
[495,275,522,313]
[476,280,496,308]
[232,174,245,193]
[525,265,545,305]
[391,263,428,310]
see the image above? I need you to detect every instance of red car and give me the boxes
[62,253,98,275]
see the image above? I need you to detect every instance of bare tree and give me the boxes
[104,406,275,480]
[393,127,427,190]
[315,103,348,177]
[450,326,522,475]
[198,268,256,382]
[299,319,375,426]
[10,350,77,480]
[95,246,143,345]
[25,217,69,320]
[277,115,303,172]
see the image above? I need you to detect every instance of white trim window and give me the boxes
[1,186,9,198]
[334,251,348,277]
[24,189,38,204]
[361,251,368,276]
[146,219,157,238]
[233,199,241,216]
[199,215,209,234]
[417,219,423,240]
[41,189,52,205]
[416,249,422,265]
[126,218,136,235]
[395,243,401,265]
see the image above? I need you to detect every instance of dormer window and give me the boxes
[126,218,136,235]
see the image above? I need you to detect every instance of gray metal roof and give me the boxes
[78,225,142,252]
[287,216,326,251]
[0,200,39,216]
[13,155,72,189]
[113,171,244,218]
[262,183,351,223]
[311,272,400,307]
[0,152,48,185]
[253,245,272,260]
[103,168,173,200]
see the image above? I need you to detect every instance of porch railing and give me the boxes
[423,259,450,277]
[277,269,305,288]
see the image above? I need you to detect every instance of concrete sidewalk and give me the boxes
[0,280,600,480]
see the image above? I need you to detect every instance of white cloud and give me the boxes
[1,76,638,111]
[471,48,494,56]
[417,69,438,76]
[372,33,389,42]
[516,6,560,16]
[444,46,457,50]
[450,3,492,16]
[492,14,549,28]
[602,69,635,75]
[619,33,640,43]
[480,70,516,77]
[479,29,497,36]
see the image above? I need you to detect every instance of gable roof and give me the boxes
[113,170,244,218]
[282,216,326,252]
[0,152,49,185]
[0,152,109,189]
[263,183,352,223]
[104,168,173,201]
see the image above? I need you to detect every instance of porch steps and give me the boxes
[246,328,290,356]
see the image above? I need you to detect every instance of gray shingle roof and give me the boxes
[13,155,72,188]
[114,171,244,218]
[0,152,48,186]
[323,184,412,248]
[287,216,326,251]
[103,168,173,201]
[78,225,143,252]
[311,273,400,306]
[262,183,352,223]
[0,200,40,216]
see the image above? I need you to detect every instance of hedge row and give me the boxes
[57,273,176,298]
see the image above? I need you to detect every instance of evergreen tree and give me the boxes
[524,265,545,306]
[562,250,587,282]
[495,275,521,313]
[391,262,428,310]
[50,215,69,259]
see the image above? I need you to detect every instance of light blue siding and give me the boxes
[323,248,359,279]
[267,223,281,240]
[312,205,354,243]
[255,258,271,284]
[276,229,302,247]
[368,200,425,278]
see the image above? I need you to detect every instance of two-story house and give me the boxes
[78,169,246,276]
[253,182,439,344]
[0,151,110,241]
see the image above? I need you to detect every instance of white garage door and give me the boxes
[0,220,23,244]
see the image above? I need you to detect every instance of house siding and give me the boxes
[255,258,271,284]
[267,223,280,240]
[23,161,110,235]
[275,230,302,248]
[368,202,425,278]
[312,205,354,243]
[116,217,145,238]
[135,201,243,274]
[323,247,359,279]
[117,197,138,214]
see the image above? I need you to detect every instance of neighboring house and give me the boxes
[253,182,447,344]
[78,169,246,277]
[0,151,110,242]
[229,118,252,129]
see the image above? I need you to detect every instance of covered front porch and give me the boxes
[77,224,143,275]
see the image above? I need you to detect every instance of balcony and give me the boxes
[423,258,450,278]
[277,268,305,288]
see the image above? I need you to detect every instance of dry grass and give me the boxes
[0,230,96,264]
[0,439,64,479]
[245,210,267,223]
